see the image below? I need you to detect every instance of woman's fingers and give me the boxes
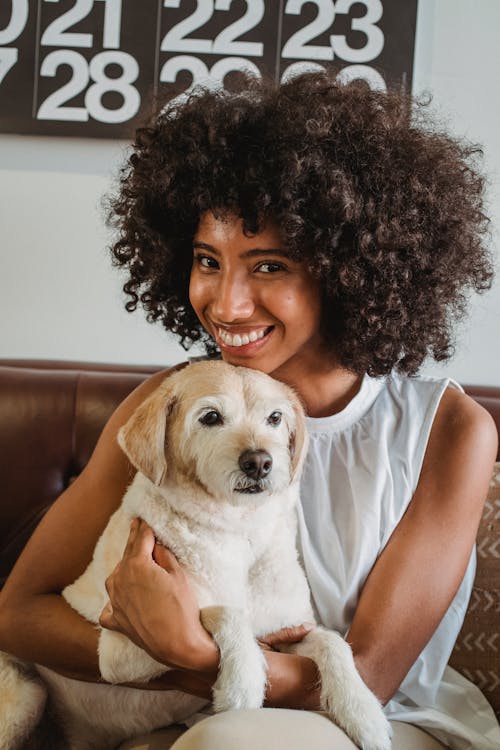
[258,622,316,648]
[122,517,140,557]
[153,541,179,572]
[124,518,178,573]
[99,601,116,629]
[123,517,155,559]
[104,562,119,598]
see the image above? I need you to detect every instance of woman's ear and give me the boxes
[117,384,178,486]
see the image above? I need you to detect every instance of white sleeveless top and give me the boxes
[297,372,500,749]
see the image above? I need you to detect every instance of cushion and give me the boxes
[449,462,500,718]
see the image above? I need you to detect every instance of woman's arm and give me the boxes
[346,388,498,704]
[0,367,180,681]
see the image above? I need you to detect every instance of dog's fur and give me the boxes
[0,361,391,750]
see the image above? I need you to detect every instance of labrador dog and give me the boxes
[0,361,391,750]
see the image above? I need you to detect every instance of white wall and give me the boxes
[1,0,499,384]
[412,0,500,385]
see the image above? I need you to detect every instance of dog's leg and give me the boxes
[200,606,267,712]
[286,628,392,750]
[98,628,167,684]
[0,652,47,749]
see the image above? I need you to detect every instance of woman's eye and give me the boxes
[267,411,282,426]
[256,262,287,274]
[199,410,223,426]
[195,254,219,269]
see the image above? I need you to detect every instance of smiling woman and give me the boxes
[108,72,492,379]
[189,212,328,390]
[0,70,498,750]
[104,71,497,748]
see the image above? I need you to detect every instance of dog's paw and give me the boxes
[212,659,267,713]
[98,629,165,684]
[201,606,267,712]
[0,653,47,749]
[320,657,392,750]
[295,628,391,750]
[317,637,391,750]
[328,684,392,750]
[211,639,268,712]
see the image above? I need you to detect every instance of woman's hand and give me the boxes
[145,622,318,705]
[99,517,319,707]
[258,622,315,651]
[99,518,219,674]
[258,623,322,710]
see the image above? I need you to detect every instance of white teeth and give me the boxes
[218,327,268,347]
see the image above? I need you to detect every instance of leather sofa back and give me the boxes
[0,361,157,588]
[1,359,499,590]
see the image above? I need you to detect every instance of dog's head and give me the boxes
[118,361,308,504]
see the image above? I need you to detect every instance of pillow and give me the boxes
[449,462,500,718]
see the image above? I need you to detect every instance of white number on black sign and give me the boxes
[37,49,140,122]
[161,0,264,57]
[41,0,122,50]
[0,0,29,85]
[282,0,384,64]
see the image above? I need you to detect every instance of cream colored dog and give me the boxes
[0,361,391,750]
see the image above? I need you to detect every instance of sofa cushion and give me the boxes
[449,462,500,718]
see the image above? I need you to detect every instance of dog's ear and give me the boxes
[287,390,309,482]
[118,385,178,486]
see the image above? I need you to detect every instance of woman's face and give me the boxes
[189,211,325,378]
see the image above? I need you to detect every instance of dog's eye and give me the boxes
[199,410,223,426]
[267,411,282,426]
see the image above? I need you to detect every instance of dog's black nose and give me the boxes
[239,450,273,479]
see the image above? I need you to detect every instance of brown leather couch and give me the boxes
[0,359,499,720]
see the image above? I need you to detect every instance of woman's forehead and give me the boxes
[195,211,283,247]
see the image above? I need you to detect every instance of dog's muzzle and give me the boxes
[236,449,273,494]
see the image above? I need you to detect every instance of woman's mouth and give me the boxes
[215,325,274,353]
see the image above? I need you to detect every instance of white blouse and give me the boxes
[297,372,500,749]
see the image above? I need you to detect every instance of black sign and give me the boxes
[0,0,418,138]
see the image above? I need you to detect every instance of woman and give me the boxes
[0,72,498,749]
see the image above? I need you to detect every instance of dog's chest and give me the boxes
[124,475,296,611]
[167,525,261,609]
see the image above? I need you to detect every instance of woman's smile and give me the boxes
[215,324,274,352]
[189,211,325,379]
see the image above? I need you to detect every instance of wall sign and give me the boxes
[0,0,418,138]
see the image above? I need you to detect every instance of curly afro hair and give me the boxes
[109,70,493,376]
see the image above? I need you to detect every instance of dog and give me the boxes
[0,361,391,750]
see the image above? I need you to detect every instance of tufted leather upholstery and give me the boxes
[0,359,499,716]
[0,360,158,588]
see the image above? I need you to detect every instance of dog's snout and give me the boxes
[239,449,273,480]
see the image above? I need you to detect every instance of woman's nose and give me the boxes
[211,274,255,322]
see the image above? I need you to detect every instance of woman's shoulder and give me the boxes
[429,386,498,467]
[384,370,460,398]
[403,377,498,527]
[386,371,497,448]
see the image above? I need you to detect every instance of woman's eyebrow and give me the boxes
[193,242,290,259]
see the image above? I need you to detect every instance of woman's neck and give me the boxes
[271,356,363,419]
